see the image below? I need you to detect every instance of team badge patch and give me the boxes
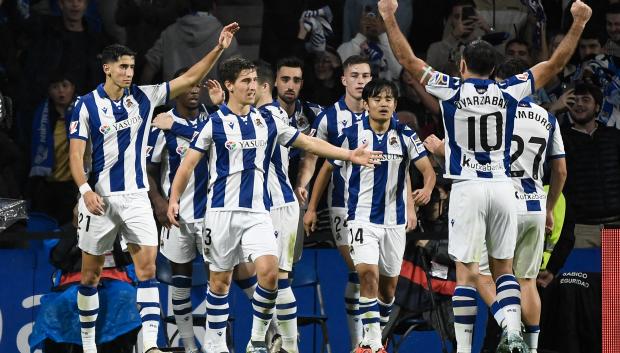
[516,72,529,81]
[69,121,79,134]
[429,72,449,87]
[176,146,188,156]
[389,136,398,146]
[99,125,112,135]
[255,118,264,127]
[225,141,239,150]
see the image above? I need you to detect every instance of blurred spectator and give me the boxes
[115,0,188,73]
[141,0,239,86]
[342,0,412,41]
[578,29,604,61]
[0,90,25,199]
[505,38,533,65]
[28,73,78,225]
[604,3,620,57]
[427,0,487,75]
[337,5,401,81]
[561,83,620,246]
[300,47,344,106]
[0,0,27,96]
[17,0,109,151]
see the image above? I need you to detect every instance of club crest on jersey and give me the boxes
[176,146,188,156]
[69,121,79,134]
[297,115,309,130]
[429,72,449,87]
[125,98,133,108]
[389,136,399,146]
[516,72,529,81]
[255,118,264,127]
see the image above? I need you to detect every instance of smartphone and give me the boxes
[461,6,476,22]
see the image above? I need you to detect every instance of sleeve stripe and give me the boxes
[69,135,88,141]
[190,145,207,153]
[284,130,300,148]
[548,154,565,160]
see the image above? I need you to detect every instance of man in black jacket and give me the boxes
[540,82,620,285]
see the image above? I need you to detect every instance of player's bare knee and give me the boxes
[81,268,101,286]
[359,270,379,290]
[135,262,156,281]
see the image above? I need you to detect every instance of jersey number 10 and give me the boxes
[467,112,503,152]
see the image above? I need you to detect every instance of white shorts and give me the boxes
[480,213,545,278]
[203,210,278,272]
[448,180,517,264]
[329,207,349,247]
[271,203,300,272]
[160,221,204,264]
[77,192,157,256]
[348,221,406,277]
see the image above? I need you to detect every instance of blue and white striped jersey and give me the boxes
[288,99,323,160]
[190,104,300,212]
[69,83,170,196]
[425,70,535,180]
[336,117,427,226]
[510,99,565,214]
[147,108,209,223]
[259,101,297,208]
[310,97,365,208]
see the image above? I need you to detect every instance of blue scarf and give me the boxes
[30,99,73,177]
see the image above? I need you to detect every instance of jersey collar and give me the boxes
[361,115,398,133]
[96,84,129,102]
[219,103,256,117]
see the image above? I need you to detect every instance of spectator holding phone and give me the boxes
[427,1,487,75]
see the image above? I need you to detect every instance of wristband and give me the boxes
[79,183,92,195]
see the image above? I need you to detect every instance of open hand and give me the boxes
[219,22,240,49]
[204,79,225,105]
[350,143,383,167]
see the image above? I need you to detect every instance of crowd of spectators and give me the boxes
[0,0,618,351]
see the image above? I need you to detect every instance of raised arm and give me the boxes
[378,0,433,84]
[291,133,382,168]
[168,23,240,99]
[530,0,591,90]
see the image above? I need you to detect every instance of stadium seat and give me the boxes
[27,212,60,232]
[291,252,332,353]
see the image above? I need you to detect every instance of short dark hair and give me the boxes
[48,71,76,86]
[495,58,528,80]
[505,38,530,51]
[276,56,304,72]
[362,78,399,101]
[101,44,136,64]
[462,40,497,76]
[342,55,370,71]
[218,57,256,85]
[255,60,274,87]
[580,27,605,46]
[574,82,603,107]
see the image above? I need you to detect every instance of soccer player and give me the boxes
[424,58,567,353]
[378,0,590,351]
[317,79,435,353]
[296,55,372,349]
[68,23,239,353]
[146,67,210,353]
[166,57,382,353]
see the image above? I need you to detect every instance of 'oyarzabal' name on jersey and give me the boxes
[516,110,552,131]
[454,95,508,109]
[99,115,143,135]
[225,139,268,150]
[461,155,504,172]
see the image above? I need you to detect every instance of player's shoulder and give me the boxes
[498,70,533,89]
